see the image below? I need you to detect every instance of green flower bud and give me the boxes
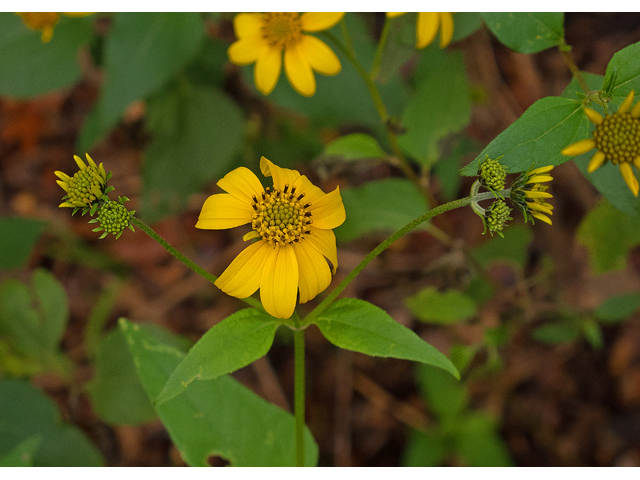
[89,197,135,239]
[478,155,507,195]
[484,200,512,237]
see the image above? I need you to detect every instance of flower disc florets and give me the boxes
[250,186,312,246]
[55,154,112,213]
[261,13,303,49]
[90,197,135,239]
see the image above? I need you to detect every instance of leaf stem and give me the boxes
[558,39,590,95]
[294,328,306,467]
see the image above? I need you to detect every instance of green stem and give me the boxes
[294,328,306,467]
[131,217,263,310]
[558,40,590,95]
[371,16,391,81]
[302,191,499,326]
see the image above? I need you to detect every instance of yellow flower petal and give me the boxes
[59,201,75,208]
[54,171,71,182]
[195,193,254,230]
[386,12,406,18]
[233,12,263,38]
[524,190,553,199]
[292,242,332,304]
[85,153,97,169]
[561,139,596,156]
[528,202,554,215]
[298,35,341,76]
[217,166,264,204]
[439,12,454,48]
[618,90,635,114]
[631,100,640,118]
[260,244,298,318]
[305,228,338,274]
[74,155,87,170]
[634,156,640,169]
[416,12,439,49]
[529,165,554,175]
[62,12,94,17]
[56,180,69,190]
[284,42,316,97]
[527,175,553,184]
[41,25,54,43]
[300,12,344,32]
[260,157,301,190]
[532,212,553,225]
[587,151,607,173]
[215,240,271,298]
[620,162,639,197]
[584,108,603,125]
[228,35,264,65]
[254,44,282,95]
[308,186,346,230]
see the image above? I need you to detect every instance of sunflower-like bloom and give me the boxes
[197,157,346,318]
[55,154,110,209]
[386,12,454,49]
[510,166,554,225]
[227,12,344,97]
[16,12,93,43]
[561,90,640,197]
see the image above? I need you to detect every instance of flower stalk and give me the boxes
[294,328,306,467]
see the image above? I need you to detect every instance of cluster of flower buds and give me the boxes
[55,154,135,239]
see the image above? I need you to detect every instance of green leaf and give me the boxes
[595,293,640,324]
[432,138,478,201]
[0,435,41,466]
[456,413,513,466]
[460,96,586,176]
[532,322,581,344]
[87,323,190,425]
[157,309,280,404]
[119,318,318,466]
[576,200,640,274]
[416,364,467,418]
[582,319,603,349]
[0,380,104,466]
[482,13,564,54]
[334,178,428,242]
[78,12,205,150]
[0,14,93,97]
[472,224,533,268]
[399,48,471,166]
[315,298,459,379]
[32,269,68,353]
[402,429,448,467]
[0,217,46,269]
[84,278,122,358]
[323,133,387,160]
[141,83,244,222]
[451,13,483,42]
[405,287,477,325]
[608,40,640,99]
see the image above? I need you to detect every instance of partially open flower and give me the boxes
[561,90,640,197]
[386,12,454,49]
[55,154,112,213]
[510,166,554,225]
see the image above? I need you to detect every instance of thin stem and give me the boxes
[294,328,306,467]
[131,217,263,310]
[302,191,500,326]
[558,40,590,95]
[371,16,391,81]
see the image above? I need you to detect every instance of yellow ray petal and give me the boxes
[284,42,316,97]
[587,151,607,173]
[260,244,298,318]
[85,153,97,169]
[215,240,271,298]
[195,193,254,230]
[619,162,639,197]
[618,90,635,114]
[439,12,454,48]
[260,157,301,191]
[292,174,326,204]
[308,186,346,230]
[73,155,87,169]
[217,166,264,204]
[524,190,553,199]
[631,100,640,118]
[292,242,332,304]
[233,12,263,38]
[254,44,282,95]
[300,12,344,32]
[528,202,554,215]
[527,175,553,184]
[56,180,69,190]
[529,165,554,175]
[386,12,406,18]
[228,35,264,65]
[416,12,439,49]
[532,212,552,225]
[584,108,603,125]
[58,201,75,208]
[298,35,341,76]
[41,25,54,43]
[54,171,71,182]
[634,156,640,169]
[561,139,596,156]
[304,228,338,273]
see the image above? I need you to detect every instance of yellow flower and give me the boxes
[197,156,346,319]
[386,12,454,49]
[227,12,344,97]
[510,166,554,225]
[16,12,93,43]
[55,154,109,209]
[561,90,640,197]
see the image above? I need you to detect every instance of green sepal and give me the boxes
[98,232,108,239]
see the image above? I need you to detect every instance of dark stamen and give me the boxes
[297,193,305,201]
[303,203,311,208]
[284,184,289,193]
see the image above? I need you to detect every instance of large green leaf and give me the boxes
[402,430,448,467]
[141,82,244,222]
[0,14,93,97]
[0,435,41,466]
[405,287,477,325]
[314,298,459,379]
[596,293,640,324]
[608,40,640,99]
[399,48,470,166]
[0,217,46,269]
[0,380,103,466]
[78,12,205,150]
[119,318,318,466]
[455,413,513,466]
[157,309,280,404]
[416,364,467,419]
[482,13,564,54]
[323,133,388,161]
[334,178,428,242]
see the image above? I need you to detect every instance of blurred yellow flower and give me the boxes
[55,153,109,209]
[387,12,454,49]
[197,156,346,318]
[561,90,640,197]
[16,12,93,43]
[227,12,344,97]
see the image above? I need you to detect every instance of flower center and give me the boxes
[593,112,640,164]
[67,166,105,205]
[251,185,312,247]
[260,13,303,50]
